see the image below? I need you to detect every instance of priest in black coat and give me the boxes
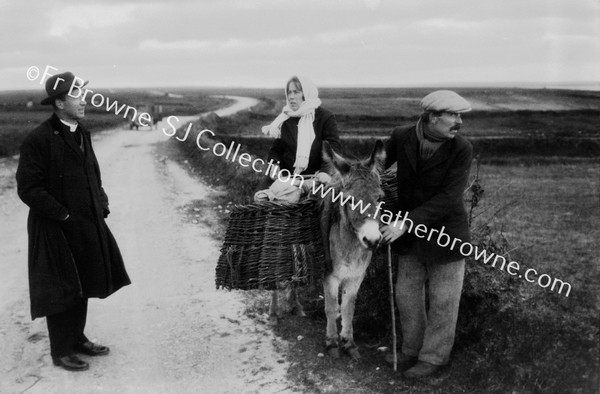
[16,71,130,372]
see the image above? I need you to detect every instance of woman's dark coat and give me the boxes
[384,125,473,264]
[16,114,130,319]
[268,107,341,175]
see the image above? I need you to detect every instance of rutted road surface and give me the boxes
[0,96,298,393]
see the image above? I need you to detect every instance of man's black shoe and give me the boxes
[74,341,110,356]
[52,354,89,371]
[403,361,443,378]
[384,352,418,371]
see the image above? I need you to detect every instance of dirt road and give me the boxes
[0,97,298,394]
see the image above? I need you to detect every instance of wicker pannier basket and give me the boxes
[214,168,398,291]
[215,199,325,290]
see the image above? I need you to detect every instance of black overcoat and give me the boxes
[384,125,473,264]
[16,114,130,319]
[268,107,341,175]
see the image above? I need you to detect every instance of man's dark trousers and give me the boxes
[46,298,89,358]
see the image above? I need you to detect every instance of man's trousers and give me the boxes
[46,298,89,358]
[395,255,465,366]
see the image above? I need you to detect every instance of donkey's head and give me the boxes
[322,141,386,250]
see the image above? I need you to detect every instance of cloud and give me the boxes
[417,18,480,30]
[48,4,137,37]
[139,36,305,52]
[317,24,395,45]
[139,39,212,52]
[1,0,598,89]
[542,33,599,44]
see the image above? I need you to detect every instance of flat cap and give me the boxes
[420,90,471,113]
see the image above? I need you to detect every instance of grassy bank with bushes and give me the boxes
[168,98,599,392]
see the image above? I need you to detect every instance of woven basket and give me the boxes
[215,199,325,290]
[215,167,398,291]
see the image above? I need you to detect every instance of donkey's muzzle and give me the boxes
[357,220,382,250]
[362,235,381,250]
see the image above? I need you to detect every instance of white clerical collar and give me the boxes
[59,119,78,132]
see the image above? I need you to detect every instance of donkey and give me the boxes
[319,140,386,359]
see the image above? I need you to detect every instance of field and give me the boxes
[168,87,599,393]
[200,87,600,166]
[0,88,230,157]
[2,86,598,392]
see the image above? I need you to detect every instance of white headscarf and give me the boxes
[262,75,322,174]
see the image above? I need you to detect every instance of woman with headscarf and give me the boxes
[259,76,341,323]
[262,75,341,178]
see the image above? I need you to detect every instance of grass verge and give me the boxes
[167,99,599,393]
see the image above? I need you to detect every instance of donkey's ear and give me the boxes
[322,141,350,175]
[369,140,386,174]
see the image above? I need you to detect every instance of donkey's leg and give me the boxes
[339,275,365,360]
[323,274,341,358]
[269,284,305,323]
[268,289,280,325]
[290,287,306,317]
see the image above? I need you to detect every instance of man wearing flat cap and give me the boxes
[16,71,130,371]
[381,90,473,378]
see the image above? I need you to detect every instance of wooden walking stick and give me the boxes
[387,244,397,371]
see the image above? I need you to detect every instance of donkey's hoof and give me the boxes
[326,344,340,358]
[341,340,361,360]
[267,315,279,326]
[291,306,306,317]
[345,346,361,360]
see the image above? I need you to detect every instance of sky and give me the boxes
[0,0,598,90]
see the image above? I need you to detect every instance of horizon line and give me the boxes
[2,80,599,93]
